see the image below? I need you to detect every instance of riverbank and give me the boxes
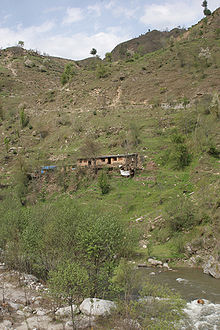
[1,264,220,329]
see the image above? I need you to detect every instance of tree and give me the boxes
[202,1,211,16]
[204,8,211,16]
[61,63,76,85]
[76,215,137,296]
[111,259,141,302]
[105,52,112,62]
[90,48,97,56]
[18,41,24,48]
[98,170,110,195]
[49,262,90,329]
[168,133,191,170]
[20,107,29,128]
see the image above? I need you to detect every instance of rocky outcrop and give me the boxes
[24,59,35,68]
[203,256,220,279]
[79,298,116,316]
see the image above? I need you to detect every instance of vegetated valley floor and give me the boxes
[0,9,220,265]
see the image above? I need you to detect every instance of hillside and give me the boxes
[110,27,185,61]
[0,7,220,279]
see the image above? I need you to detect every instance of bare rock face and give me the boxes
[24,59,35,68]
[203,256,220,279]
[79,298,116,316]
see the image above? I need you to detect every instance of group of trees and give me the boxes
[0,196,137,294]
[0,188,187,328]
[202,1,212,16]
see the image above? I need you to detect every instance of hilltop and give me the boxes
[0,7,219,276]
[110,27,185,61]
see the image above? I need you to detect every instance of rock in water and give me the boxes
[203,256,220,279]
[79,298,116,316]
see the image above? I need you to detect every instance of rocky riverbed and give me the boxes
[0,265,115,329]
[1,262,220,329]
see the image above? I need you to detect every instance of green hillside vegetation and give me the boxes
[0,8,219,327]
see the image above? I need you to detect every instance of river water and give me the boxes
[138,267,220,329]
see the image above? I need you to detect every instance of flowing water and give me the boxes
[138,267,220,329]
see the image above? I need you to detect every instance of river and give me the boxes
[138,267,220,329]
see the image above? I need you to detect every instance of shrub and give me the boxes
[108,266,185,329]
[61,63,76,85]
[0,103,4,120]
[20,108,29,128]
[178,110,198,134]
[207,144,220,158]
[168,133,191,169]
[96,63,110,78]
[98,170,110,195]
[165,197,198,232]
[105,52,112,62]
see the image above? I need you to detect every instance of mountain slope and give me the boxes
[0,7,219,272]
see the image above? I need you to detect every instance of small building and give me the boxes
[77,153,138,169]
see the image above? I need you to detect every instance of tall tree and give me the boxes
[202,1,211,16]
[49,262,89,329]
[18,40,24,48]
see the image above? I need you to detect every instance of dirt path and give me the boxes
[111,86,122,107]
[6,62,17,77]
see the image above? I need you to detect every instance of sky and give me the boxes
[0,0,219,60]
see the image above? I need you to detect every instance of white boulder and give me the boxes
[148,258,163,266]
[80,298,116,316]
[55,305,79,317]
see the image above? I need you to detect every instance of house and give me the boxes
[77,153,138,169]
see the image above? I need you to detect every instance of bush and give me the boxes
[98,170,110,195]
[0,103,4,120]
[20,108,29,128]
[165,197,198,232]
[61,63,76,85]
[96,63,110,78]
[207,144,220,158]
[168,133,191,169]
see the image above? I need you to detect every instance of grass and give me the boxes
[0,10,219,264]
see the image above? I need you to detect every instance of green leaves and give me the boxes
[98,171,110,195]
[0,196,138,297]
[168,133,191,170]
[165,196,198,232]
[49,261,89,304]
[61,63,76,85]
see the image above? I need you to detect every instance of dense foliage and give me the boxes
[0,195,137,298]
